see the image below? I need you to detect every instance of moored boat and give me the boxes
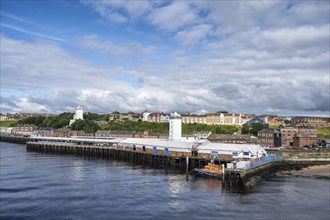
[194,163,222,178]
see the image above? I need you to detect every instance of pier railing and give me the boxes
[226,154,285,171]
[249,154,285,170]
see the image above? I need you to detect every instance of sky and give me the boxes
[0,0,329,116]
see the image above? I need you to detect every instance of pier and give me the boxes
[0,135,28,144]
[222,159,330,192]
[23,137,231,171]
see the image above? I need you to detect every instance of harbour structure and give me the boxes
[24,135,267,162]
[26,110,267,161]
[69,105,84,125]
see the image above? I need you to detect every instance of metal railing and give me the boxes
[248,154,285,170]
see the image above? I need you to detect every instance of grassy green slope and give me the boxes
[0,121,18,127]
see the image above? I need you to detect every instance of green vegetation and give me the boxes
[317,127,330,140]
[84,112,109,121]
[0,120,18,127]
[16,112,101,133]
[105,121,169,133]
[241,123,264,136]
[12,112,240,135]
[103,121,238,134]
[17,112,73,128]
[70,119,100,133]
[269,125,279,129]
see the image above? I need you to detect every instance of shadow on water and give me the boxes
[26,147,186,175]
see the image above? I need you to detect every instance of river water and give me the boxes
[1,142,329,220]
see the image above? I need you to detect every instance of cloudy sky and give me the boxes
[1,0,329,116]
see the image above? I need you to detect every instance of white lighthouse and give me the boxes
[169,112,182,140]
[142,111,150,122]
[69,105,84,125]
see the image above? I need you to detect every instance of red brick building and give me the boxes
[293,134,318,148]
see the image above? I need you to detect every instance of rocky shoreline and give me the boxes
[278,164,330,180]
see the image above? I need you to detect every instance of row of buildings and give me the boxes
[1,107,328,149]
[5,123,324,149]
[0,113,56,121]
[2,107,329,128]
[257,127,319,148]
[112,111,278,126]
[109,111,330,127]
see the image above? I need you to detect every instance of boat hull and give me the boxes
[194,168,222,178]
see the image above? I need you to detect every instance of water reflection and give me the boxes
[202,179,221,192]
[72,161,84,181]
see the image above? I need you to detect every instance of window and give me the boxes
[243,152,249,156]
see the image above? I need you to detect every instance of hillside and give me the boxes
[0,121,18,127]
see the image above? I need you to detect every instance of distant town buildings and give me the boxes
[12,124,37,136]
[109,111,141,122]
[280,127,299,148]
[293,134,318,148]
[0,113,56,121]
[1,108,329,149]
[182,113,258,126]
[291,116,330,127]
[257,128,282,147]
[280,127,318,148]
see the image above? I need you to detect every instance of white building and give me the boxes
[142,111,150,122]
[169,112,182,140]
[161,114,170,123]
[69,105,84,125]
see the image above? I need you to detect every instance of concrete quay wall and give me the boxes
[223,160,330,192]
[268,149,330,159]
[0,135,29,144]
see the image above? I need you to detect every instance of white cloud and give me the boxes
[80,35,156,55]
[81,0,127,23]
[81,0,152,22]
[0,35,133,91]
[148,1,198,31]
[175,24,213,45]
[261,25,329,55]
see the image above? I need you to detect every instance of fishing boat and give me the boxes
[194,162,222,178]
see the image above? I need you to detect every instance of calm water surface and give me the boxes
[1,142,329,220]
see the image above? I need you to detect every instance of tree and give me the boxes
[84,112,104,121]
[241,123,264,136]
[70,119,100,133]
